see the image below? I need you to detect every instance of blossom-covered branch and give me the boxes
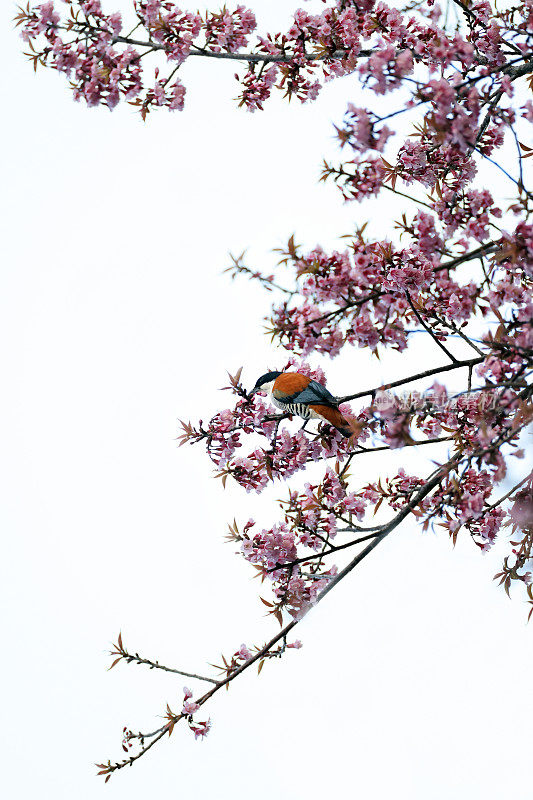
[15,0,533,117]
[96,446,469,779]
[98,403,531,777]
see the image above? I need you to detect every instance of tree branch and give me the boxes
[99,451,462,777]
[112,35,373,63]
[405,290,459,363]
[336,356,484,404]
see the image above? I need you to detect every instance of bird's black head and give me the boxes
[250,370,281,395]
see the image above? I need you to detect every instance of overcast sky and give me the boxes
[1,2,532,798]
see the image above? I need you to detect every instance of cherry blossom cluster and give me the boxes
[322,156,387,203]
[362,458,528,560]
[16,0,257,115]
[179,687,211,739]
[232,464,372,618]
[496,487,533,596]
[211,638,302,675]
[377,380,526,463]
[432,189,501,240]
[336,104,393,153]
[17,0,533,118]
[238,169,532,354]
[258,231,488,356]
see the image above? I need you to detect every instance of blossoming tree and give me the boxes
[16,0,532,780]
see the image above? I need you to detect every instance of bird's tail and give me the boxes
[309,404,353,438]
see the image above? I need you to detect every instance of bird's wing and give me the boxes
[283,379,338,406]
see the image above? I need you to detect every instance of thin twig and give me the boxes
[486,472,532,511]
[336,356,484,404]
[405,290,458,363]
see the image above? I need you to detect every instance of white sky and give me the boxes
[1,2,532,798]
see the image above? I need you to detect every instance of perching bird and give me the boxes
[250,370,352,438]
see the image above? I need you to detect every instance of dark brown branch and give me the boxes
[451,0,481,25]
[112,36,373,63]
[353,436,453,455]
[99,451,462,778]
[336,356,484,404]
[100,409,531,776]
[382,183,434,209]
[435,241,499,272]
[267,531,382,573]
[435,316,485,357]
[486,472,532,511]
[405,290,458,363]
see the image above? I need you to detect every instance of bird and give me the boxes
[250,370,353,438]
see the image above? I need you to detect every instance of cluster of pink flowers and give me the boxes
[242,525,339,619]
[426,272,478,324]
[203,5,256,52]
[237,65,278,111]
[19,0,528,117]
[19,0,143,109]
[337,156,386,202]
[337,105,392,153]
[237,467,375,617]
[180,687,211,740]
[18,0,255,113]
[269,241,414,356]
[359,41,413,94]
[449,470,508,551]
[21,0,59,37]
[364,468,425,513]
[382,247,435,291]
[396,137,477,191]
[433,189,502,241]
[181,686,200,715]
[268,232,489,356]
[258,181,533,359]
[135,1,202,62]
[423,78,481,153]
[412,212,444,258]
[278,567,339,619]
[363,463,516,554]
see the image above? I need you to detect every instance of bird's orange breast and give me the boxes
[272,372,311,396]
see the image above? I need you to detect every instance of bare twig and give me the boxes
[405,290,458,363]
